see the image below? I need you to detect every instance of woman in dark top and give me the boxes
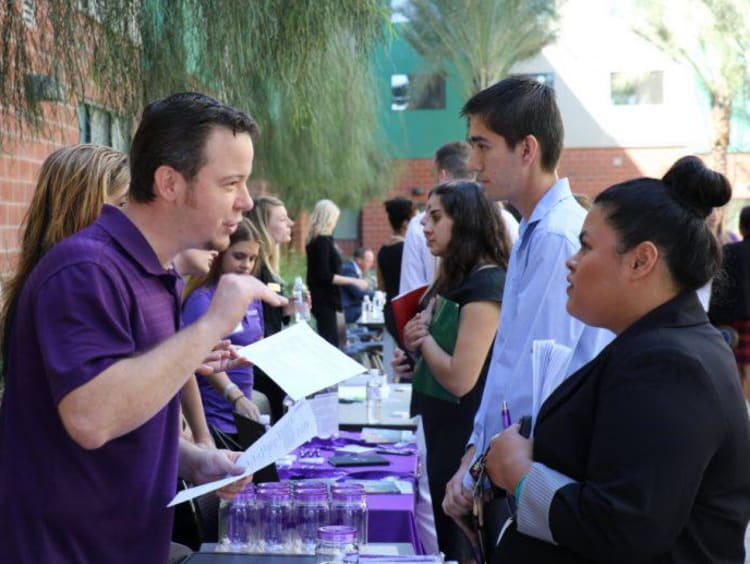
[305,199,369,347]
[398,181,511,561]
[487,156,750,563]
[377,196,416,342]
[245,195,297,421]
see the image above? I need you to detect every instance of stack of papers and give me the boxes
[531,340,573,422]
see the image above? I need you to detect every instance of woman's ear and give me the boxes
[629,241,659,280]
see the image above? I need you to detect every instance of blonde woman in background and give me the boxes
[305,199,369,347]
[245,195,301,421]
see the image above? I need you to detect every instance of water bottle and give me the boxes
[315,526,359,563]
[361,295,372,322]
[293,276,310,322]
[366,369,384,424]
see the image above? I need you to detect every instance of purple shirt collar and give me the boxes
[98,204,172,277]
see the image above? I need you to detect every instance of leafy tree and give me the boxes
[396,0,559,99]
[0,0,394,209]
[632,0,750,173]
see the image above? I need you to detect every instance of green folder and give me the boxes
[412,296,461,403]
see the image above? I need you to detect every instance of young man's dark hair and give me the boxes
[461,77,563,172]
[129,92,260,203]
[353,246,368,260]
[434,141,472,180]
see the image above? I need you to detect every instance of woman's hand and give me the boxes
[391,348,414,378]
[403,311,430,353]
[233,396,261,421]
[485,423,533,493]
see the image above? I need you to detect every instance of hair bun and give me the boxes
[662,156,731,218]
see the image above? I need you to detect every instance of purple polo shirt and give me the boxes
[182,284,264,434]
[0,205,182,564]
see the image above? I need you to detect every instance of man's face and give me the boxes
[362,250,375,272]
[467,116,525,205]
[182,127,255,251]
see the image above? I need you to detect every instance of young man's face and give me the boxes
[183,126,255,251]
[467,116,525,205]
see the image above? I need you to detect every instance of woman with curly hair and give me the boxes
[397,180,511,561]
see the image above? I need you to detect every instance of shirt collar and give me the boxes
[97,205,171,277]
[518,177,573,239]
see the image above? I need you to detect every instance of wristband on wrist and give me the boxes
[515,474,528,502]
[232,394,245,406]
[223,382,239,400]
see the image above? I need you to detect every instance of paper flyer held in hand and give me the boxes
[168,399,320,506]
[530,340,573,421]
[237,321,367,400]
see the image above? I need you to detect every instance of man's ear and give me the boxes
[436,168,450,183]
[629,241,659,280]
[519,134,539,166]
[153,165,182,202]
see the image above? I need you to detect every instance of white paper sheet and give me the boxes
[531,340,573,422]
[237,322,367,400]
[168,400,319,507]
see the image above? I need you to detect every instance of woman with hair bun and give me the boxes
[485,156,750,563]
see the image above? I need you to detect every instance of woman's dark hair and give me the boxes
[384,196,415,232]
[595,155,731,291]
[429,181,511,296]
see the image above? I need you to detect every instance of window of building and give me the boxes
[610,71,663,105]
[78,102,130,151]
[391,73,446,111]
[512,72,555,89]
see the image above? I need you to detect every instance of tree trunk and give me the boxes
[710,93,732,175]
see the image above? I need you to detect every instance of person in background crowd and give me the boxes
[442,78,612,558]
[708,205,740,245]
[245,195,300,422]
[377,196,416,363]
[0,92,284,563]
[400,141,518,295]
[305,199,369,347]
[710,205,750,403]
[183,219,265,442]
[396,181,511,561]
[341,246,375,323]
[486,156,750,563]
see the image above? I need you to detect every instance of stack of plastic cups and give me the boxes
[217,483,257,553]
[330,484,368,546]
[257,482,294,553]
[294,483,331,554]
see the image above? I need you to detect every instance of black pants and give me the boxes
[313,305,340,348]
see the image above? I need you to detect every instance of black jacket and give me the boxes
[496,291,750,563]
[710,239,750,323]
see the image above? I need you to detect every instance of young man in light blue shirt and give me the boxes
[441,77,613,547]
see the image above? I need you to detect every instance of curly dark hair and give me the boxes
[429,181,511,296]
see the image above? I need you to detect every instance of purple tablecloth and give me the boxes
[278,432,423,554]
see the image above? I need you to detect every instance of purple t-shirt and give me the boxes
[182,284,264,433]
[0,205,181,564]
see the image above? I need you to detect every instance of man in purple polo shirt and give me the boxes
[0,93,284,563]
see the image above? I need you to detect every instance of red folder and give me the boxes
[391,284,428,346]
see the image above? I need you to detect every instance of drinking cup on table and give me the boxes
[330,487,368,546]
[295,489,331,554]
[315,525,359,563]
[258,488,294,553]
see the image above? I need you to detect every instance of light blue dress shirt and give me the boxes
[464,179,613,489]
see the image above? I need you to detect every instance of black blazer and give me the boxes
[496,291,750,563]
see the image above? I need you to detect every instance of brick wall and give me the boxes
[0,103,80,276]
